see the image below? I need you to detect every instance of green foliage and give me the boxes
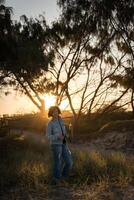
[110,68,134,90]
[0,9,51,73]
[0,2,55,112]
[57,0,134,58]
[1,0,134,116]
[56,0,134,117]
[58,0,134,34]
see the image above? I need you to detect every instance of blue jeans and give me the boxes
[51,144,73,180]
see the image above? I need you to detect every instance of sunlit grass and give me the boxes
[0,133,53,190]
[71,150,134,186]
[0,132,133,196]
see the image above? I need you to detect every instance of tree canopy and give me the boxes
[0,1,55,112]
[53,0,134,116]
[0,0,134,118]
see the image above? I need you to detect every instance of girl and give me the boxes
[46,106,73,185]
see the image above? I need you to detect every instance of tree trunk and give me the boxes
[131,90,134,118]
[40,99,45,115]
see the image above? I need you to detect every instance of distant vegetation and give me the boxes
[0,109,134,141]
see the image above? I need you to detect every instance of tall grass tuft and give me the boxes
[0,132,133,191]
[71,150,134,186]
[0,133,53,191]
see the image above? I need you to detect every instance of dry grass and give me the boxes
[0,131,134,199]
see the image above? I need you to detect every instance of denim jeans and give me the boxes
[51,144,73,180]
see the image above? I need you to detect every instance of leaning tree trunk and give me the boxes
[131,90,134,118]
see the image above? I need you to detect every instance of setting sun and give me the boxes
[43,95,69,110]
[43,95,56,109]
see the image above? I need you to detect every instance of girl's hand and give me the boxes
[58,135,64,140]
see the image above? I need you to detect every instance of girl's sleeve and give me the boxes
[46,122,58,141]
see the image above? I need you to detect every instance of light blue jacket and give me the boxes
[46,117,66,144]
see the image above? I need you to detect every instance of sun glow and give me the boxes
[43,95,69,110]
[44,95,56,109]
[59,99,69,110]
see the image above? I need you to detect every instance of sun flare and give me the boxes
[44,95,56,109]
[43,95,69,110]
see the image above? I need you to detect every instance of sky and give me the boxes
[7,0,60,23]
[0,0,60,116]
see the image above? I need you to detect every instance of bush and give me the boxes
[99,120,134,133]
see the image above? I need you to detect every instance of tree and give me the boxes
[44,20,124,136]
[1,0,134,119]
[0,1,55,113]
[110,67,134,117]
[56,0,134,109]
[38,0,132,134]
[0,0,13,64]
